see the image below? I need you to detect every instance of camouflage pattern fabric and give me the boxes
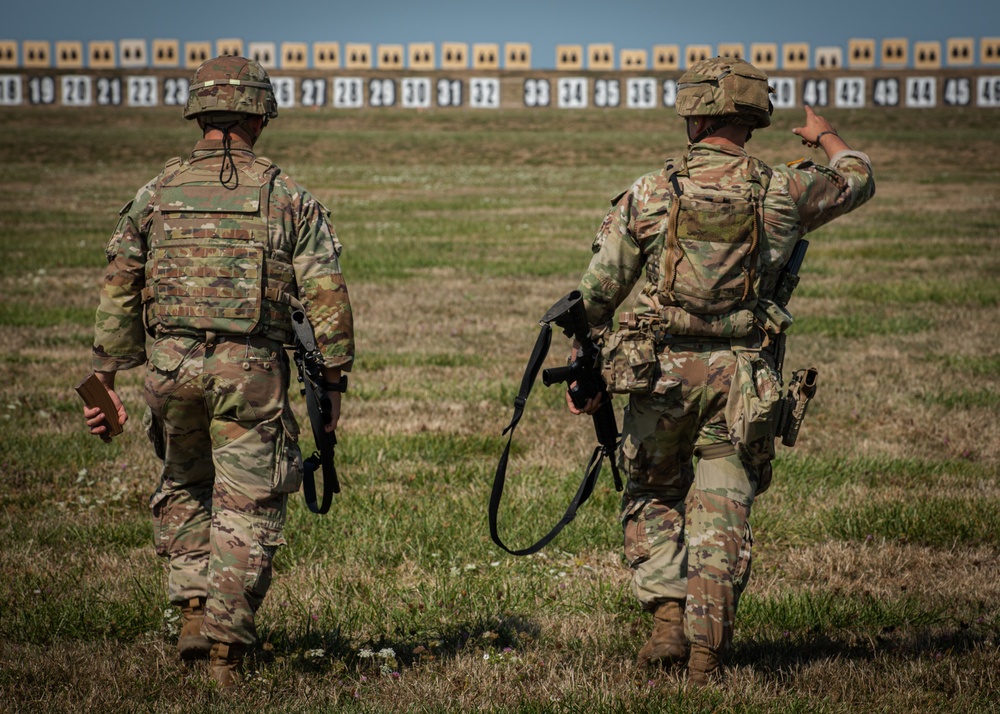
[184,56,278,120]
[145,334,299,644]
[579,141,874,659]
[93,138,353,647]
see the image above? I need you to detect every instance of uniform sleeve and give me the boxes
[778,150,876,233]
[290,183,355,372]
[576,186,645,328]
[92,180,155,372]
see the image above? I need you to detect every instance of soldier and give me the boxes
[568,57,874,685]
[81,56,354,689]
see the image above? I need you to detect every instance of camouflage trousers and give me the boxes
[619,340,765,656]
[143,334,303,646]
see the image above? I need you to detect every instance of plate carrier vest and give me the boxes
[142,156,296,344]
[647,154,773,338]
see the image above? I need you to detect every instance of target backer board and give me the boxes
[620,50,648,70]
[409,43,435,69]
[555,45,583,70]
[914,41,942,69]
[248,42,277,69]
[717,43,745,61]
[815,47,843,70]
[473,43,499,69]
[185,42,211,69]
[947,38,974,66]
[217,39,244,58]
[152,40,179,68]
[119,39,146,68]
[56,41,84,69]
[505,43,531,69]
[882,38,909,68]
[848,39,876,69]
[313,42,340,69]
[653,45,680,70]
[783,43,810,70]
[685,45,712,67]
[588,44,614,70]
[23,41,51,68]
[282,43,308,70]
[751,43,778,70]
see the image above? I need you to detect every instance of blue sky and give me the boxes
[6,0,998,68]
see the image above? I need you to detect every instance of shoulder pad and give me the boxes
[118,199,134,216]
[610,189,628,207]
[164,156,182,170]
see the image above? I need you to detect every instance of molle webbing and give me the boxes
[143,157,294,343]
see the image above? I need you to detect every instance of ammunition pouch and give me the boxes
[600,323,658,395]
[725,349,782,466]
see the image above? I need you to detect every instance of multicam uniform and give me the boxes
[93,137,354,646]
[577,141,874,655]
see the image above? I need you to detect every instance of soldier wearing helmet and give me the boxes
[567,56,874,685]
[82,56,354,689]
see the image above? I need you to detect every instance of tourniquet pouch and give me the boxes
[725,350,781,464]
[600,329,657,394]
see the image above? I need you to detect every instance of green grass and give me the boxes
[1,104,999,712]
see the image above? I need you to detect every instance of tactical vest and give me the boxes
[142,155,296,344]
[646,154,772,338]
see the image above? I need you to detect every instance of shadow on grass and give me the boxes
[258,613,543,672]
[731,623,994,675]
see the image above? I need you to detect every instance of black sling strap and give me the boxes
[488,323,615,556]
[291,308,341,515]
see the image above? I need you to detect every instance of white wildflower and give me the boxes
[377,648,396,659]
[358,647,374,659]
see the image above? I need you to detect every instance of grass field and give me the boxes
[1,103,998,713]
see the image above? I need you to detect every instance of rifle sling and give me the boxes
[301,374,339,514]
[488,323,611,556]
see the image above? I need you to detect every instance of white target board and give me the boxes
[557,78,588,108]
[594,79,620,108]
[61,75,92,106]
[128,77,158,107]
[905,77,936,108]
[834,77,865,108]
[162,78,189,107]
[523,79,551,107]
[661,79,677,107]
[977,77,1000,106]
[469,78,500,108]
[401,78,432,108]
[626,78,657,108]
[333,78,364,108]
[271,77,295,109]
[0,75,22,105]
[300,78,328,108]
[436,78,463,107]
[769,78,796,108]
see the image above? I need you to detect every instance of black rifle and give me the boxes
[489,290,622,556]
[771,239,809,373]
[291,308,347,515]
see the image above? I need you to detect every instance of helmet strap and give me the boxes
[203,119,241,190]
[688,118,723,144]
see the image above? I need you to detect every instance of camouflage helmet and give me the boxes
[676,56,773,129]
[183,56,278,121]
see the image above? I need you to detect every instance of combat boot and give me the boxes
[178,597,211,661]
[208,641,247,691]
[687,644,721,687]
[636,599,689,668]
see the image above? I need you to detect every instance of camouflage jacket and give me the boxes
[578,142,875,333]
[93,138,354,372]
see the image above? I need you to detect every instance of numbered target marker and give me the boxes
[802,78,830,107]
[834,77,865,108]
[401,78,432,108]
[557,78,588,109]
[436,78,463,107]
[334,78,364,108]
[769,77,796,108]
[300,78,328,108]
[661,79,677,107]
[905,77,936,108]
[626,78,657,109]
[523,78,550,107]
[368,78,397,107]
[127,77,158,107]
[0,75,23,105]
[594,78,621,108]
[61,75,92,106]
[95,77,123,106]
[162,78,190,107]
[27,76,57,105]
[977,77,1000,107]
[872,78,900,107]
[469,78,500,108]
[943,77,972,106]
[271,77,296,109]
